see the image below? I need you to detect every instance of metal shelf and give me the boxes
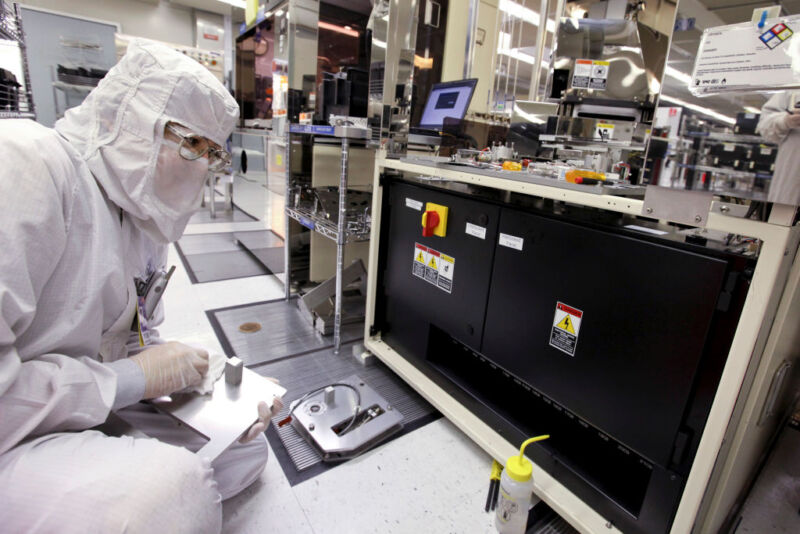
[289,123,370,139]
[685,131,774,146]
[675,163,772,180]
[284,123,371,354]
[0,1,35,120]
[285,206,370,243]
[541,141,647,152]
[0,110,34,119]
[0,1,21,42]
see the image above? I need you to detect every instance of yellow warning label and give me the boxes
[428,257,438,269]
[416,251,425,263]
[556,314,576,335]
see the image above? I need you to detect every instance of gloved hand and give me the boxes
[240,377,284,443]
[783,112,800,130]
[130,341,209,399]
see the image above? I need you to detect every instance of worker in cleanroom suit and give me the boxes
[0,40,281,534]
[757,91,800,205]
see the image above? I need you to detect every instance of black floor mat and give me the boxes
[174,230,282,283]
[234,230,284,274]
[253,342,439,486]
[189,202,258,224]
[205,297,363,366]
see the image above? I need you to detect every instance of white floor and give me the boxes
[158,176,495,534]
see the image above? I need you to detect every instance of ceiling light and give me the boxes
[217,0,246,8]
[498,0,556,32]
[664,66,692,86]
[318,21,359,38]
[659,95,735,125]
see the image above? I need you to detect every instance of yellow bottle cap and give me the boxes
[506,435,550,483]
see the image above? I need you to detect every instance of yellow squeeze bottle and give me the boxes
[495,435,550,534]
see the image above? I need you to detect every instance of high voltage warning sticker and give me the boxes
[549,302,583,356]
[412,242,455,293]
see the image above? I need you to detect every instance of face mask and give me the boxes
[153,139,209,215]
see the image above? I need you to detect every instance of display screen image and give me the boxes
[418,79,477,129]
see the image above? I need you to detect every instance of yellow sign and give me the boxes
[245,0,258,26]
[556,314,576,335]
[416,252,425,263]
[428,257,438,269]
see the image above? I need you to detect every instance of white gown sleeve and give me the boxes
[757,92,791,144]
[0,138,139,455]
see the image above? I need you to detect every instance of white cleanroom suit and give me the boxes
[757,91,800,205]
[0,39,270,533]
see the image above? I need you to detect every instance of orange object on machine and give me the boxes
[502,161,522,171]
[565,169,606,184]
[421,202,449,237]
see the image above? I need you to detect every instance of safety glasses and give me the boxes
[165,123,232,172]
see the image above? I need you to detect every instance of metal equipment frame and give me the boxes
[363,156,800,533]
[0,1,36,120]
[284,125,370,353]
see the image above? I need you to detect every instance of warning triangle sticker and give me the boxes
[416,252,425,263]
[428,257,437,269]
[556,314,576,335]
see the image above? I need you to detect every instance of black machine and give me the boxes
[373,177,753,534]
[734,112,760,135]
[318,68,369,123]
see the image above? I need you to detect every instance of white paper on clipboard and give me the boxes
[690,15,800,96]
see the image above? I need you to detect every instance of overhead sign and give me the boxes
[690,16,800,95]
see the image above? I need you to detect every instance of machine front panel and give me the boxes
[481,207,729,466]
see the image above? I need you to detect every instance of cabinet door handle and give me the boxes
[758,360,792,426]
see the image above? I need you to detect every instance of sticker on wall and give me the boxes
[549,301,583,357]
[411,242,454,294]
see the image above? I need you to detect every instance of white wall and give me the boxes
[441,0,499,114]
[20,0,203,46]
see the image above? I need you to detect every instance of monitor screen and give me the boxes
[418,79,477,129]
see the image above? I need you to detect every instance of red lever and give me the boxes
[422,210,440,237]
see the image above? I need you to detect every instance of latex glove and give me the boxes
[130,341,209,399]
[783,112,800,130]
[240,377,284,443]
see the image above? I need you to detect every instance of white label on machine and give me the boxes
[549,302,583,357]
[573,59,610,90]
[723,143,735,152]
[594,123,615,140]
[437,254,455,293]
[406,198,423,211]
[411,242,454,293]
[761,147,773,156]
[412,243,428,279]
[690,17,800,96]
[624,224,668,235]
[465,222,487,240]
[499,233,524,251]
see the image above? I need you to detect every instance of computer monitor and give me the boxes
[418,79,478,130]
